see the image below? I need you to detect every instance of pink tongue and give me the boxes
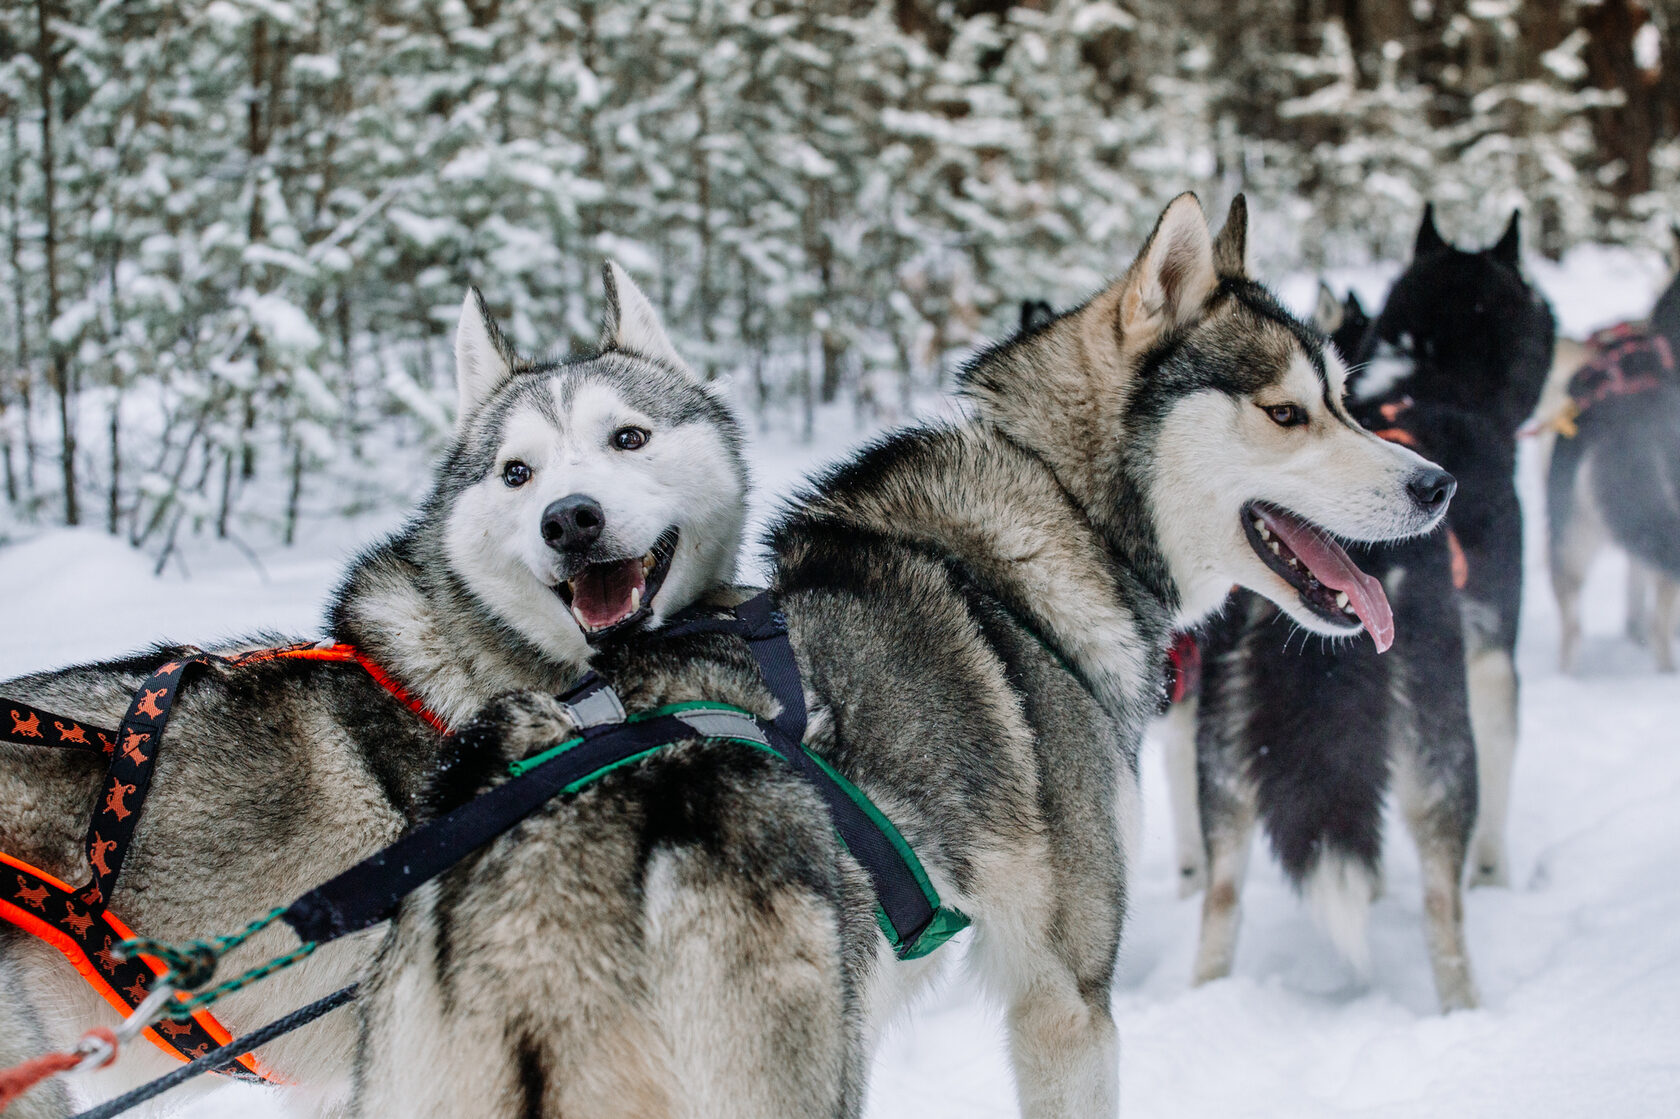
[1258,508,1396,653]
[569,559,645,630]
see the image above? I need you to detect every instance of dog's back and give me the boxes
[352,627,867,1119]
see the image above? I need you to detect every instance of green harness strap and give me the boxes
[509,700,969,960]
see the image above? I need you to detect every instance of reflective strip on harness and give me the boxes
[0,642,446,1081]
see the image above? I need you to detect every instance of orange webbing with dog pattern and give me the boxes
[1,643,447,1081]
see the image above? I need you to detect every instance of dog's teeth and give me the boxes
[629,586,642,612]
[642,554,654,575]
[1336,591,1351,610]
[570,603,590,628]
[1269,541,1281,554]
[1254,519,1267,535]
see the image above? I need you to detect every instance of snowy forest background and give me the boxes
[1,0,1677,562]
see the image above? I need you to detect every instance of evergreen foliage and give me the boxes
[0,0,1673,551]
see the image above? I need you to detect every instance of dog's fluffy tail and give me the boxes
[1304,852,1378,975]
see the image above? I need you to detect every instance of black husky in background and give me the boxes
[1187,207,1555,1012]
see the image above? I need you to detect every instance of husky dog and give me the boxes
[1164,279,1381,898]
[1186,208,1552,1013]
[1548,245,1680,673]
[1363,206,1552,889]
[350,194,1454,1118]
[0,264,746,1116]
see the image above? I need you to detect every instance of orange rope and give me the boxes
[0,1028,116,1113]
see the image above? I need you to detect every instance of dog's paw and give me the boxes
[422,692,582,818]
[462,691,582,758]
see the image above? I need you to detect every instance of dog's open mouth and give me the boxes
[555,528,679,641]
[1242,502,1395,652]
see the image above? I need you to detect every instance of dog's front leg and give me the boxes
[1465,646,1518,888]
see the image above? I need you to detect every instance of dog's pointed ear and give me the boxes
[601,261,689,373]
[1491,210,1521,265]
[456,286,518,430]
[1314,282,1344,334]
[1345,291,1365,320]
[1120,193,1217,346]
[1211,194,1249,277]
[1415,202,1446,258]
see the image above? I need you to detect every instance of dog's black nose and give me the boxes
[1407,468,1456,514]
[542,494,605,552]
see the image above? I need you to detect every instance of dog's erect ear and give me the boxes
[1211,194,1249,277]
[1415,202,1446,258]
[1314,282,1344,334]
[1120,193,1217,346]
[600,261,689,373]
[1345,291,1366,320]
[1491,210,1521,266]
[456,286,518,430]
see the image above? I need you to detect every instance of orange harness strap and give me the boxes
[0,643,446,1083]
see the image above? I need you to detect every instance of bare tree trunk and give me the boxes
[7,110,33,500]
[283,439,304,546]
[36,0,77,525]
[105,241,121,534]
[1582,0,1659,201]
[693,64,718,382]
[215,447,235,539]
[107,400,120,533]
[801,331,815,443]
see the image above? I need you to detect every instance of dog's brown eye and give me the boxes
[1264,404,1307,428]
[502,461,532,487]
[613,427,649,451]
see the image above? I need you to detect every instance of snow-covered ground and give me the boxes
[4,260,1677,1117]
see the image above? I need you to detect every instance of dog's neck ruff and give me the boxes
[279,593,968,964]
[791,424,1162,723]
[0,643,445,1083]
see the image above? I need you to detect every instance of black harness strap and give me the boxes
[285,593,966,960]
[1,654,279,1083]
[2,644,447,1084]
[664,596,957,955]
[2,704,117,757]
[282,711,718,943]
[84,654,214,909]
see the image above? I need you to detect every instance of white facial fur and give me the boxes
[444,377,745,660]
[1148,348,1446,633]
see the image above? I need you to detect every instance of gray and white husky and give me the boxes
[0,263,746,1116]
[350,195,1454,1118]
[1548,236,1680,674]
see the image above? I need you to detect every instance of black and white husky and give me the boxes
[1161,279,1379,898]
[1184,207,1554,1013]
[0,264,746,1116]
[348,195,1454,1118]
